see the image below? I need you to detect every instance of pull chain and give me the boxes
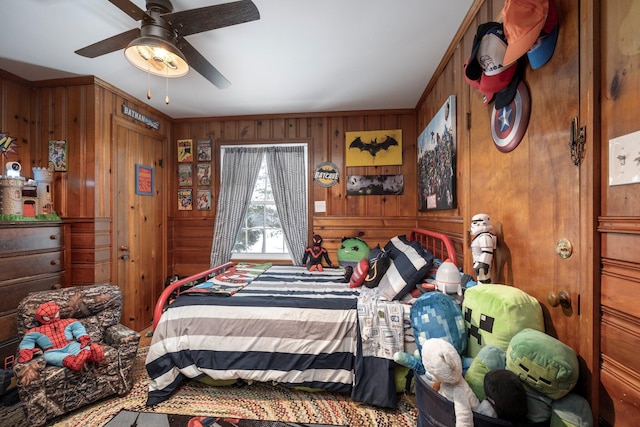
[147,62,152,100]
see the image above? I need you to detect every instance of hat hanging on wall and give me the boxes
[464,22,517,106]
[502,0,560,69]
[527,0,559,68]
[502,0,549,66]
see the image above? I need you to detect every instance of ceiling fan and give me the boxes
[75,0,260,89]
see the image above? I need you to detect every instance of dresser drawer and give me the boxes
[0,225,62,256]
[0,251,63,281]
[0,274,63,314]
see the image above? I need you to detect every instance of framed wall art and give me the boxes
[197,163,212,186]
[345,129,402,166]
[417,95,456,211]
[135,164,154,196]
[178,163,193,186]
[48,140,68,171]
[177,139,193,163]
[197,139,212,161]
[178,188,193,210]
[346,174,404,196]
[196,188,212,210]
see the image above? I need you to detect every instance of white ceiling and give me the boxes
[0,0,473,119]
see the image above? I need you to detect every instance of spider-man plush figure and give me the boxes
[17,301,104,371]
[301,234,333,272]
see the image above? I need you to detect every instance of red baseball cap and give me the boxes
[502,0,549,66]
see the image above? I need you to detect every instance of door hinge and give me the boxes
[466,112,471,130]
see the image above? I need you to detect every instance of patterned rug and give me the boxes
[0,346,418,427]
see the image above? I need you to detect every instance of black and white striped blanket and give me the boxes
[146,266,400,408]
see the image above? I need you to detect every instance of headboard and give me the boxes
[409,228,458,266]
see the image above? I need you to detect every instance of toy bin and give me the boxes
[415,374,550,427]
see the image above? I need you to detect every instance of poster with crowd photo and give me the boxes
[417,95,456,211]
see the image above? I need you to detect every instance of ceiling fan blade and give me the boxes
[165,0,260,37]
[75,28,141,58]
[177,38,231,89]
[108,0,149,21]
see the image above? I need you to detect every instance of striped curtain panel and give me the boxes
[265,145,308,265]
[210,147,263,267]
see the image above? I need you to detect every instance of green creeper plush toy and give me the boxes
[506,328,579,400]
[462,284,545,358]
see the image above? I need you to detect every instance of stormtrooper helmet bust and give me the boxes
[470,213,493,236]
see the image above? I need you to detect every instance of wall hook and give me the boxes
[569,116,586,166]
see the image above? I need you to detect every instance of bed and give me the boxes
[146,228,457,408]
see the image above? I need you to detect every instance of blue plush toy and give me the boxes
[394,292,468,376]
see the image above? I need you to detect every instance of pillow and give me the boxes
[410,292,466,356]
[363,244,390,288]
[462,284,544,358]
[506,328,579,400]
[463,344,506,400]
[378,235,434,300]
[550,393,593,427]
[349,258,369,288]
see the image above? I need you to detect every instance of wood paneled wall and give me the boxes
[598,1,640,425]
[169,113,424,277]
[28,77,172,288]
[0,70,34,176]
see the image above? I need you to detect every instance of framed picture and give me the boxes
[177,139,193,163]
[346,174,404,196]
[417,95,457,211]
[197,163,212,186]
[197,139,212,161]
[345,129,402,166]
[135,164,154,196]
[178,188,193,210]
[196,188,212,210]
[178,163,193,186]
[48,140,68,171]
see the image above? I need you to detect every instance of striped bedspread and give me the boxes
[146,266,399,408]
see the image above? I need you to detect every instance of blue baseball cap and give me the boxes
[527,0,559,69]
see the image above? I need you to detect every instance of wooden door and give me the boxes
[465,0,582,354]
[112,117,166,331]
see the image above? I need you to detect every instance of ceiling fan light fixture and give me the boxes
[124,36,189,78]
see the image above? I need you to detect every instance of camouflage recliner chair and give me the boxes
[14,284,140,427]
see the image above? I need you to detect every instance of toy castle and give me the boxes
[0,163,55,218]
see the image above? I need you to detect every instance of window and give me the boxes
[232,153,289,257]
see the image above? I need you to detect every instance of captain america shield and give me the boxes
[491,81,531,153]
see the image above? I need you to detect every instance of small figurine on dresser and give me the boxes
[470,213,497,284]
[17,302,104,371]
[301,234,333,272]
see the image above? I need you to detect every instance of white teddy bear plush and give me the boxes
[421,337,480,427]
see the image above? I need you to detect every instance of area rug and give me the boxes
[105,409,345,426]
[0,346,418,427]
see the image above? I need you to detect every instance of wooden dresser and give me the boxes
[0,222,66,365]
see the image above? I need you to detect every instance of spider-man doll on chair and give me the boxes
[301,234,333,271]
[17,301,104,371]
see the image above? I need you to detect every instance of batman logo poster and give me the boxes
[345,129,402,166]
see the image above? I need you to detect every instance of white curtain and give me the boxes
[265,145,308,265]
[210,145,307,267]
